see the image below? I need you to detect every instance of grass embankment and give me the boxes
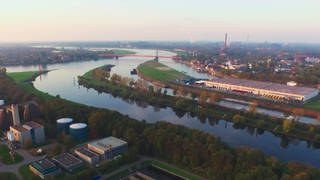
[8,71,55,101]
[0,172,18,180]
[304,98,320,111]
[137,61,187,82]
[144,160,200,180]
[0,144,23,165]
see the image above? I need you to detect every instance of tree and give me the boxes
[176,87,186,97]
[136,79,148,90]
[47,143,62,158]
[120,77,130,87]
[191,92,197,101]
[23,139,33,149]
[110,73,122,84]
[199,91,207,105]
[0,67,6,76]
[148,85,154,94]
[248,101,258,115]
[208,93,221,104]
[232,114,246,124]
[88,111,108,138]
[283,119,294,133]
[292,108,304,122]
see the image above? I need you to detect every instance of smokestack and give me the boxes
[11,104,21,126]
[224,33,228,50]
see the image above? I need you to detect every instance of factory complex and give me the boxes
[195,77,319,103]
[1,104,46,146]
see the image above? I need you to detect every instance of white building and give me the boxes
[199,78,319,103]
[87,136,128,160]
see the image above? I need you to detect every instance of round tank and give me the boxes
[69,123,87,140]
[0,100,4,106]
[7,131,14,142]
[57,118,73,134]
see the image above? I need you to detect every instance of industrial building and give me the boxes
[69,123,88,141]
[29,159,60,179]
[74,147,100,165]
[87,136,128,160]
[9,121,45,145]
[197,78,319,103]
[52,153,83,173]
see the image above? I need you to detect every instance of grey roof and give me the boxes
[88,136,127,151]
[209,77,318,96]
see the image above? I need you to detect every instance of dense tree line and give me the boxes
[78,69,320,144]
[1,74,320,179]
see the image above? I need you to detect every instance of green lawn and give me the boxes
[304,99,320,111]
[145,160,200,180]
[137,61,187,82]
[0,144,24,164]
[19,164,42,180]
[0,172,18,180]
[8,71,55,101]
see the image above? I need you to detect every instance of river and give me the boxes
[5,48,320,168]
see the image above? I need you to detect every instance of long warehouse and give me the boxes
[197,78,319,103]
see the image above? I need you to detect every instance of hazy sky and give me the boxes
[1,0,320,42]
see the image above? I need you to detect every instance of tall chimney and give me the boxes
[11,104,21,126]
[224,33,228,50]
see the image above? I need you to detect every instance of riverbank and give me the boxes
[8,70,55,101]
[172,58,320,118]
[2,71,320,178]
[79,64,320,144]
[137,60,188,82]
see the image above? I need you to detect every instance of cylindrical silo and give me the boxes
[0,100,4,106]
[69,123,87,141]
[57,118,74,134]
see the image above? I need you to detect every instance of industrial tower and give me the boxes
[224,33,228,50]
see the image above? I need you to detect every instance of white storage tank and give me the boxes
[7,131,14,142]
[57,118,74,134]
[0,100,4,106]
[69,123,87,141]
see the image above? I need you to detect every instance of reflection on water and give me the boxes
[6,48,320,168]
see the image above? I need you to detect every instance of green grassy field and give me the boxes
[144,160,200,180]
[0,144,23,165]
[137,61,187,82]
[8,71,55,101]
[19,164,42,180]
[304,99,320,111]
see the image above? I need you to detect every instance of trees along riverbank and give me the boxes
[79,63,320,144]
[1,71,320,179]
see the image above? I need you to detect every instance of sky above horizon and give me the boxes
[1,0,320,43]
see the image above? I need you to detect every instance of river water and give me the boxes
[5,48,320,168]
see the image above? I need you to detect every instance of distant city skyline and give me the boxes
[1,0,320,43]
